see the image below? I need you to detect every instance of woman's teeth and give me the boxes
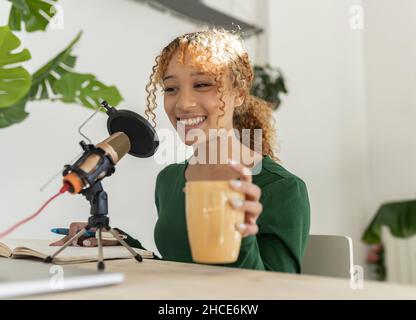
[177,116,207,126]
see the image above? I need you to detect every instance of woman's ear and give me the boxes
[234,91,245,107]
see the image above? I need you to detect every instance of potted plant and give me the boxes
[251,64,288,111]
[362,199,416,280]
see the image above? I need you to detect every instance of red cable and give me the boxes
[0,183,70,240]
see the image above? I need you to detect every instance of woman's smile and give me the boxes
[176,115,208,135]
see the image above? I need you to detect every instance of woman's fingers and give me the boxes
[48,222,121,247]
[228,159,252,183]
[237,222,259,238]
[68,222,88,246]
[50,236,120,247]
[49,235,69,246]
[229,180,261,201]
[81,238,120,247]
[82,238,97,247]
[229,199,262,220]
[229,198,262,237]
[49,222,88,246]
[226,161,263,238]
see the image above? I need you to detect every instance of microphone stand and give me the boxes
[45,143,143,271]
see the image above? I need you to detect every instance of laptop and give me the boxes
[0,259,124,299]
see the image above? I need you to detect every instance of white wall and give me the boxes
[363,0,416,219]
[363,0,416,282]
[268,0,369,268]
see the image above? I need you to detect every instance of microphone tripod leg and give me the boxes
[97,228,105,271]
[108,227,143,263]
[44,228,88,263]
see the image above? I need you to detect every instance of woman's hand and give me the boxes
[228,160,263,237]
[49,222,119,247]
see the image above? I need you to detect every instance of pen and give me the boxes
[50,228,127,240]
[51,228,96,238]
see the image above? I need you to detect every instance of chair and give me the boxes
[301,234,354,279]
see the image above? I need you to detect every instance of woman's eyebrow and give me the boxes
[163,72,208,81]
[191,71,207,77]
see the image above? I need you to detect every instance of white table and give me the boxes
[30,258,416,299]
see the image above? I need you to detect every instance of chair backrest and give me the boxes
[301,234,354,279]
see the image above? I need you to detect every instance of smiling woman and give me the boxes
[50,28,310,274]
[144,28,278,161]
[138,28,311,273]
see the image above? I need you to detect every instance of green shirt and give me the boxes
[125,156,310,273]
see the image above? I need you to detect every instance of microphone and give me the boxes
[61,101,159,194]
[0,101,159,250]
[63,132,131,194]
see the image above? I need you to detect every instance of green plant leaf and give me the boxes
[362,200,416,244]
[29,31,81,100]
[0,97,29,128]
[54,72,123,109]
[0,25,31,108]
[8,0,58,32]
[251,64,288,111]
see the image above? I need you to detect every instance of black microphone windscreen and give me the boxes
[106,108,159,158]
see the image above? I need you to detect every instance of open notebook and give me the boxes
[0,239,154,264]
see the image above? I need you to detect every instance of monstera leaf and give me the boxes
[0,98,29,128]
[0,28,123,128]
[8,0,58,32]
[362,199,416,244]
[1,5,124,128]
[54,72,123,109]
[28,31,81,100]
[33,31,123,109]
[0,25,31,109]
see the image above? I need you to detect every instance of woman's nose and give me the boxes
[176,88,197,110]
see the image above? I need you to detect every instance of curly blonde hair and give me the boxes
[144,28,278,161]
